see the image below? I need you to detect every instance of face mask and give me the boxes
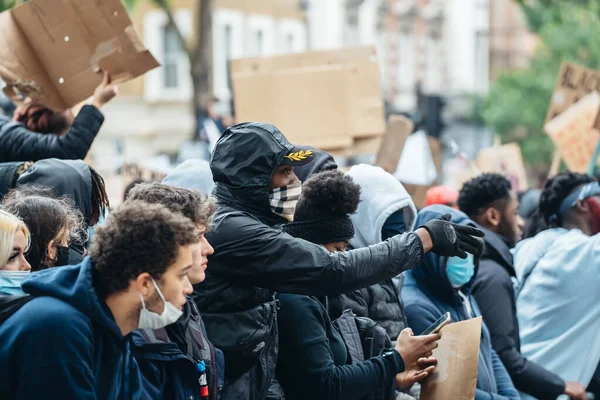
[268,180,302,222]
[446,253,475,288]
[138,278,183,330]
[0,270,30,295]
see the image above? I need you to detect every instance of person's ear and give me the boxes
[483,208,501,227]
[46,241,57,261]
[135,272,154,297]
[575,199,590,214]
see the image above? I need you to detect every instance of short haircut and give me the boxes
[126,182,216,230]
[458,173,512,218]
[90,201,199,295]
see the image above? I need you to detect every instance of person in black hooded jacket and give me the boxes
[458,173,587,400]
[194,122,484,400]
[0,72,117,162]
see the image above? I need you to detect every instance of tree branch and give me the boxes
[151,0,193,64]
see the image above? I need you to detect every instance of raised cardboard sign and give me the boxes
[375,114,413,173]
[544,92,600,173]
[231,46,385,150]
[477,143,529,192]
[0,0,159,111]
[546,62,600,127]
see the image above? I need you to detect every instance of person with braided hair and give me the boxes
[514,172,600,400]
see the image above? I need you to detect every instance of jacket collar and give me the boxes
[478,224,515,277]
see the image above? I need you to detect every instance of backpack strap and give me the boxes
[332,309,365,364]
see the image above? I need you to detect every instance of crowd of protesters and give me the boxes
[0,79,597,400]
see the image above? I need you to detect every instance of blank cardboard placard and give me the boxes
[477,143,529,192]
[544,91,600,173]
[546,62,600,128]
[231,46,385,151]
[0,0,159,111]
[375,115,413,173]
[421,317,482,400]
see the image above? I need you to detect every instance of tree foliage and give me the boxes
[484,1,600,168]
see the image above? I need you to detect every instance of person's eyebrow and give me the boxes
[181,264,193,273]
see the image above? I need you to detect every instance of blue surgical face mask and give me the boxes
[0,270,30,295]
[446,253,475,288]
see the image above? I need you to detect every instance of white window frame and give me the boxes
[212,8,244,110]
[246,14,275,57]
[277,19,307,54]
[144,9,193,102]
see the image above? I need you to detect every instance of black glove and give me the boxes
[419,214,485,259]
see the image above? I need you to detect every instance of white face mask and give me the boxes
[137,278,183,330]
[268,180,302,222]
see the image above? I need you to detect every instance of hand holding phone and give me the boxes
[421,312,451,335]
[395,328,441,369]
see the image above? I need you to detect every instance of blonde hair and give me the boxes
[0,210,30,268]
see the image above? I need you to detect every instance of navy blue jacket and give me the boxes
[132,298,225,400]
[402,205,519,400]
[0,258,141,399]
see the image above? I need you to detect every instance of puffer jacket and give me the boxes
[328,164,417,341]
[194,122,425,400]
[402,205,519,400]
[0,105,104,162]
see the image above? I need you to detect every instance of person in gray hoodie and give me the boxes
[327,164,417,342]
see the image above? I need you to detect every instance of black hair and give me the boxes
[535,172,595,231]
[1,186,85,271]
[127,182,217,230]
[294,170,361,221]
[89,166,110,225]
[458,173,512,218]
[90,201,199,296]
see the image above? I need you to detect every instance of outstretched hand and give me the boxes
[419,214,485,259]
[91,71,118,109]
[396,356,438,389]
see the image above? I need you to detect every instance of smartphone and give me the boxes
[420,312,451,335]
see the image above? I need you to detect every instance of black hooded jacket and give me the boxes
[471,226,565,400]
[0,105,104,162]
[194,122,424,400]
[15,159,93,265]
[195,122,424,312]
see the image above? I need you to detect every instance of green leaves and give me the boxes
[483,1,600,168]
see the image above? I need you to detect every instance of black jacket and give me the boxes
[0,105,103,162]
[194,122,424,400]
[471,226,565,400]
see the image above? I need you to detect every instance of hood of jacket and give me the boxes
[21,257,122,339]
[412,205,479,304]
[347,164,417,248]
[15,158,92,226]
[162,159,215,195]
[479,224,515,277]
[294,151,337,182]
[210,122,295,225]
[0,161,24,199]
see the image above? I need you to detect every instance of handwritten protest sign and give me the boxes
[421,317,482,400]
[544,92,600,173]
[476,143,529,192]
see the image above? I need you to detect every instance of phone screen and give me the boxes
[420,312,451,335]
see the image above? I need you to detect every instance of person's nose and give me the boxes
[19,256,31,272]
[202,236,214,256]
[183,276,193,295]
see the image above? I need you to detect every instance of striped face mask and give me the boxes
[268,180,302,222]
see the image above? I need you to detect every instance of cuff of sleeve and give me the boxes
[382,348,406,374]
[410,231,426,262]
[76,105,105,127]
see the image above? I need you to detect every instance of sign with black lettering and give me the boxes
[546,62,600,127]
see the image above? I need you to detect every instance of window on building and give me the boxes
[163,24,184,89]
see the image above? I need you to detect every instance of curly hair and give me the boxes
[538,172,595,228]
[458,173,512,218]
[90,201,200,295]
[294,170,361,221]
[1,186,86,271]
[126,182,217,230]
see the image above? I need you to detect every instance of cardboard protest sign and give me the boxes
[231,46,385,150]
[420,317,482,400]
[477,143,528,192]
[544,91,600,173]
[375,115,413,173]
[546,62,600,128]
[0,0,159,111]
